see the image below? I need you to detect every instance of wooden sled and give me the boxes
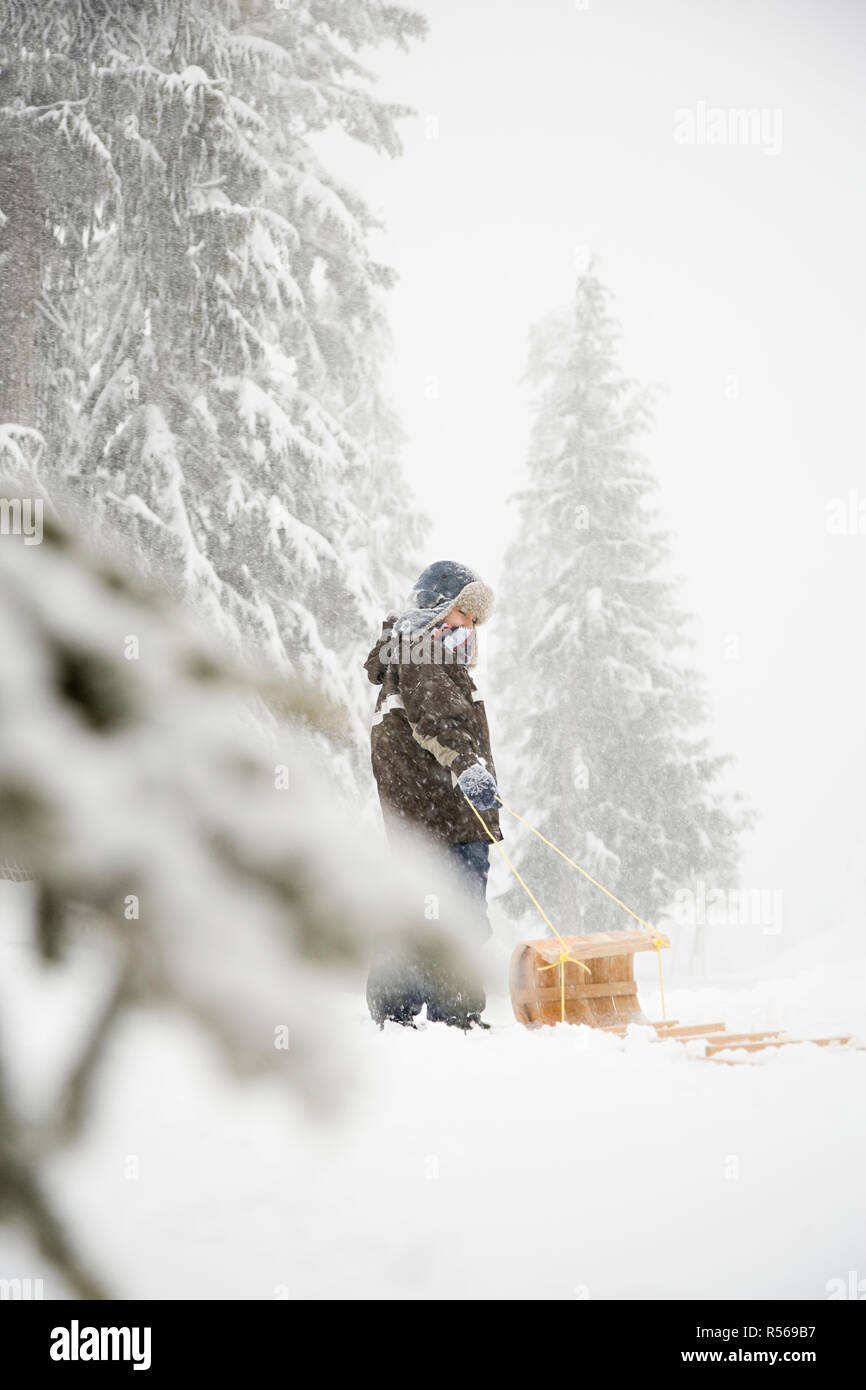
[509,931,859,1059]
[509,929,670,1028]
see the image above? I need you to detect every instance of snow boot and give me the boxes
[423,958,487,1030]
[366,947,425,1029]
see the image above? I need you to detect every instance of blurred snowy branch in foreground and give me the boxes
[0,485,470,1297]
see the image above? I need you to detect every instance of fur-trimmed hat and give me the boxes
[407,560,494,626]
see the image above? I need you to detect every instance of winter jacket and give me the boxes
[364,616,502,848]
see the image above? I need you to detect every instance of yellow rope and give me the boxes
[538,952,583,1024]
[461,792,668,1022]
[461,796,589,964]
[494,796,668,1020]
[461,795,590,1022]
[496,797,653,932]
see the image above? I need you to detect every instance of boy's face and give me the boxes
[444,604,475,629]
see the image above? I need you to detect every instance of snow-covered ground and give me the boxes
[1,883,864,1301]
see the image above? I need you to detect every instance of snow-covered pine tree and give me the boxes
[493,264,753,936]
[0,1,426,759]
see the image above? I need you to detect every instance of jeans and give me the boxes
[366,840,491,1026]
[446,840,491,945]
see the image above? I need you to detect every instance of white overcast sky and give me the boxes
[317,0,866,943]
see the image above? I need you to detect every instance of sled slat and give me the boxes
[704,1034,852,1056]
[524,929,670,967]
[511,981,638,1006]
[701,1030,783,1046]
[653,1022,728,1038]
[596,1021,729,1039]
[599,1018,680,1032]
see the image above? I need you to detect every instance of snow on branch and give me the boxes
[0,483,473,1293]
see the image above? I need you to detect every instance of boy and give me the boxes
[363,560,501,1030]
